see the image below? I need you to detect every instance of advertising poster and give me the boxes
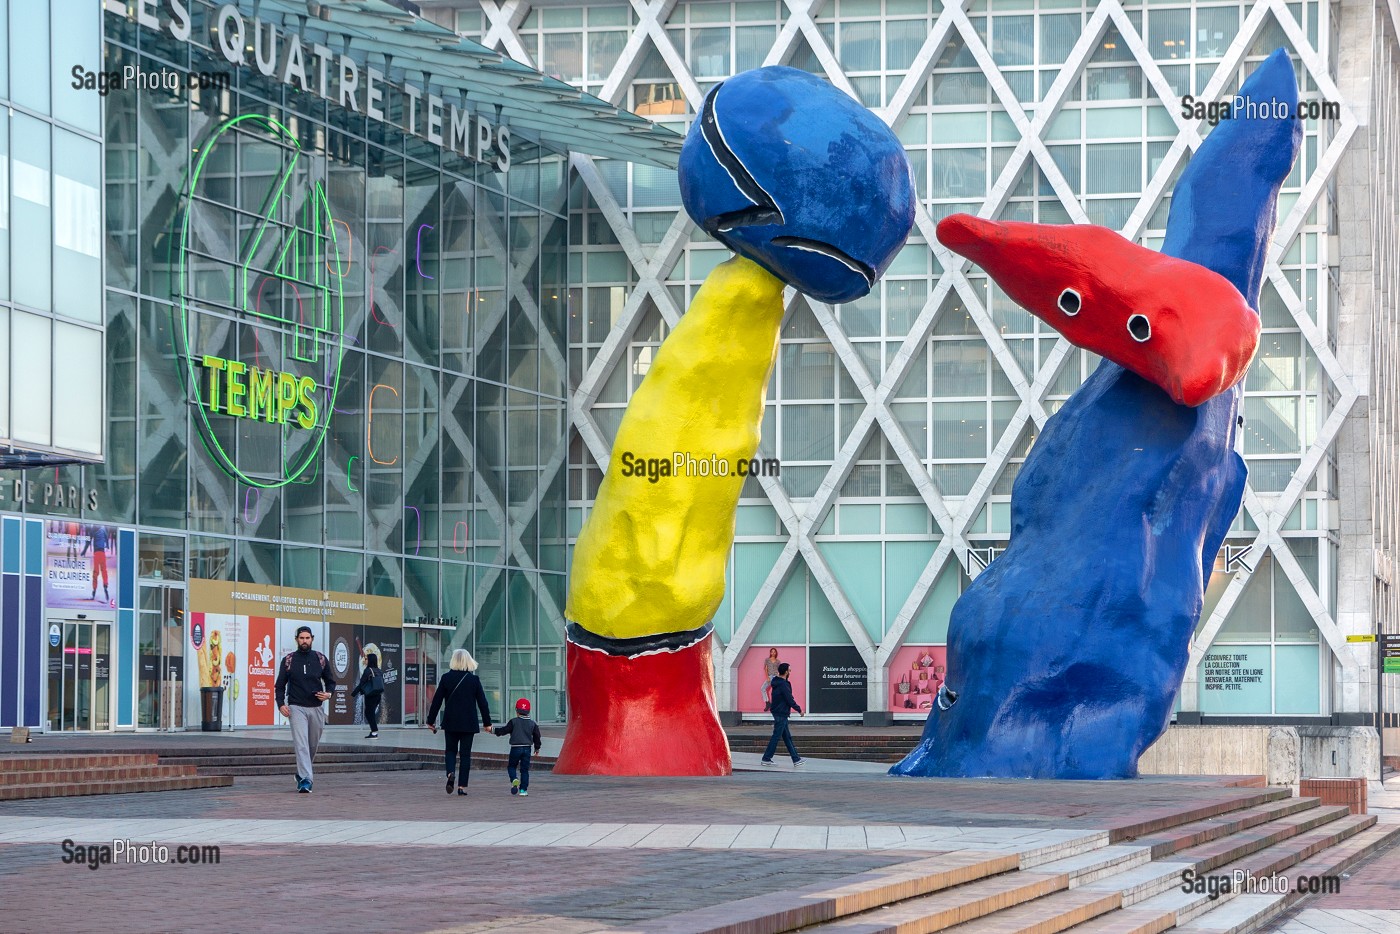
[187,612,245,727]
[1199,645,1272,715]
[43,520,119,611]
[808,645,867,714]
[185,580,402,729]
[329,625,403,726]
[887,644,947,715]
[736,645,807,714]
[328,624,355,722]
[246,616,277,725]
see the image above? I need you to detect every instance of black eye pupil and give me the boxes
[1058,289,1081,315]
[1128,314,1151,342]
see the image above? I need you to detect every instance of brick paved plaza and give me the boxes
[0,732,1396,933]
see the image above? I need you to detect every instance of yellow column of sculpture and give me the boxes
[553,255,785,775]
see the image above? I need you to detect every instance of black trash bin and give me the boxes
[200,686,225,732]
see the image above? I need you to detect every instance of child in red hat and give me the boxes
[491,698,542,796]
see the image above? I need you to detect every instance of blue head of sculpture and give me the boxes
[678,66,916,304]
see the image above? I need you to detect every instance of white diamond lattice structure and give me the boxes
[422,0,1396,720]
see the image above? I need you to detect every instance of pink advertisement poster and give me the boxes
[887,644,947,714]
[736,645,807,714]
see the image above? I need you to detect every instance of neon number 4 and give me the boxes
[239,136,344,364]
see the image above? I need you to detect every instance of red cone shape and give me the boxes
[554,633,732,776]
[937,214,1259,407]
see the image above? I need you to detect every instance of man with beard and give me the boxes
[275,626,335,792]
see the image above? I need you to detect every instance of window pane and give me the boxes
[839,22,881,71]
[930,340,988,396]
[1040,14,1079,65]
[52,1,101,132]
[1148,9,1191,61]
[931,401,986,458]
[1085,143,1141,194]
[0,308,7,438]
[1216,556,1273,642]
[0,116,8,300]
[991,16,1033,67]
[51,322,101,453]
[10,311,52,445]
[12,114,52,311]
[781,404,835,460]
[10,1,49,112]
[1243,395,1300,455]
[53,131,102,322]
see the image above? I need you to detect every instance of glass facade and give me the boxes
[0,1,578,727]
[0,1,106,463]
[431,0,1375,721]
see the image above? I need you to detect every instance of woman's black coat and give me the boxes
[425,669,492,732]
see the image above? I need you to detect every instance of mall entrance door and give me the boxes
[137,584,186,729]
[45,619,112,731]
[403,624,452,724]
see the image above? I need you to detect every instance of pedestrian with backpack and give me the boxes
[425,649,493,796]
[491,698,542,796]
[274,626,336,793]
[351,652,386,738]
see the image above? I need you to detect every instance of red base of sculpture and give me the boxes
[553,634,732,776]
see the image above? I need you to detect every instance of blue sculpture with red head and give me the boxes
[892,50,1302,779]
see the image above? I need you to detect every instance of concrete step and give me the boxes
[0,753,160,772]
[590,790,1318,934]
[936,886,1126,934]
[619,851,1021,934]
[199,760,438,776]
[796,843,1169,933]
[1104,790,1292,844]
[804,868,1072,932]
[1123,797,1321,859]
[925,803,1379,934]
[1033,846,1152,887]
[1085,813,1378,931]
[1079,804,1362,915]
[0,774,232,800]
[1172,824,1400,934]
[161,753,421,767]
[0,764,200,786]
[1167,805,1356,881]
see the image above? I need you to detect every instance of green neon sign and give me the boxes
[197,355,318,427]
[177,114,346,489]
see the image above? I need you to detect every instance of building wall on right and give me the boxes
[1361,3,1400,734]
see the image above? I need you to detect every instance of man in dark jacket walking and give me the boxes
[761,662,805,767]
[275,626,335,793]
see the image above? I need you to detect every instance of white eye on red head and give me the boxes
[1127,314,1152,342]
[1057,288,1081,316]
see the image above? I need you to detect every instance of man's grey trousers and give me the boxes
[289,704,327,781]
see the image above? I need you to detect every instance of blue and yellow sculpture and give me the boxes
[891,50,1303,780]
[555,67,914,775]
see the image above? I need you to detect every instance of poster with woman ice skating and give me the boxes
[43,521,118,610]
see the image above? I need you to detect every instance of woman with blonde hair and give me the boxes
[425,648,494,796]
